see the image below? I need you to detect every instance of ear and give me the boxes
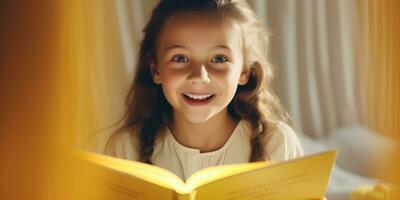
[238,66,251,85]
[148,55,162,84]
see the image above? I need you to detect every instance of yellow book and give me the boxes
[68,150,337,200]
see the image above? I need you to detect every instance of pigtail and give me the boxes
[248,112,276,162]
[230,60,286,162]
[138,91,171,164]
[138,120,158,164]
[248,121,267,162]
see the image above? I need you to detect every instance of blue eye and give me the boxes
[212,55,229,63]
[172,55,188,63]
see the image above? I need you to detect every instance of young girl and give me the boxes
[104,0,304,181]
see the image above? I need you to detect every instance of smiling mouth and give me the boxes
[182,92,214,100]
[181,92,216,105]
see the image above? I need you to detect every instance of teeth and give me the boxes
[183,93,213,100]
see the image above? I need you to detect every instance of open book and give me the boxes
[69,150,337,200]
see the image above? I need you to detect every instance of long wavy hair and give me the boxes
[104,0,291,164]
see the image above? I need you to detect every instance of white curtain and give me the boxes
[248,0,367,138]
[82,0,160,152]
[85,0,367,152]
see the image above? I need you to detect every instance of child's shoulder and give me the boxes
[103,127,140,160]
[265,121,304,161]
[241,120,304,162]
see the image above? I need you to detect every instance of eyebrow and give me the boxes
[164,44,232,52]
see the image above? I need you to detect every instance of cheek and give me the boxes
[226,68,243,92]
[162,70,186,85]
[160,70,184,101]
[214,70,241,97]
[160,67,176,84]
[219,67,242,85]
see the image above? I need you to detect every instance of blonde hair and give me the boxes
[104,0,291,164]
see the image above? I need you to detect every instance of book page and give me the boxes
[193,150,337,200]
[67,168,176,200]
[185,161,271,190]
[74,151,187,198]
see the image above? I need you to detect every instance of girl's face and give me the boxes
[151,12,250,123]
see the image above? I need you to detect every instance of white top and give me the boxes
[104,120,304,181]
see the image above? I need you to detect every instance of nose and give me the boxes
[188,64,211,84]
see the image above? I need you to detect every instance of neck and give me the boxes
[169,108,239,153]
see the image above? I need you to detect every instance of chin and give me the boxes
[183,112,214,124]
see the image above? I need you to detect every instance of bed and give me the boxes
[298,125,396,200]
